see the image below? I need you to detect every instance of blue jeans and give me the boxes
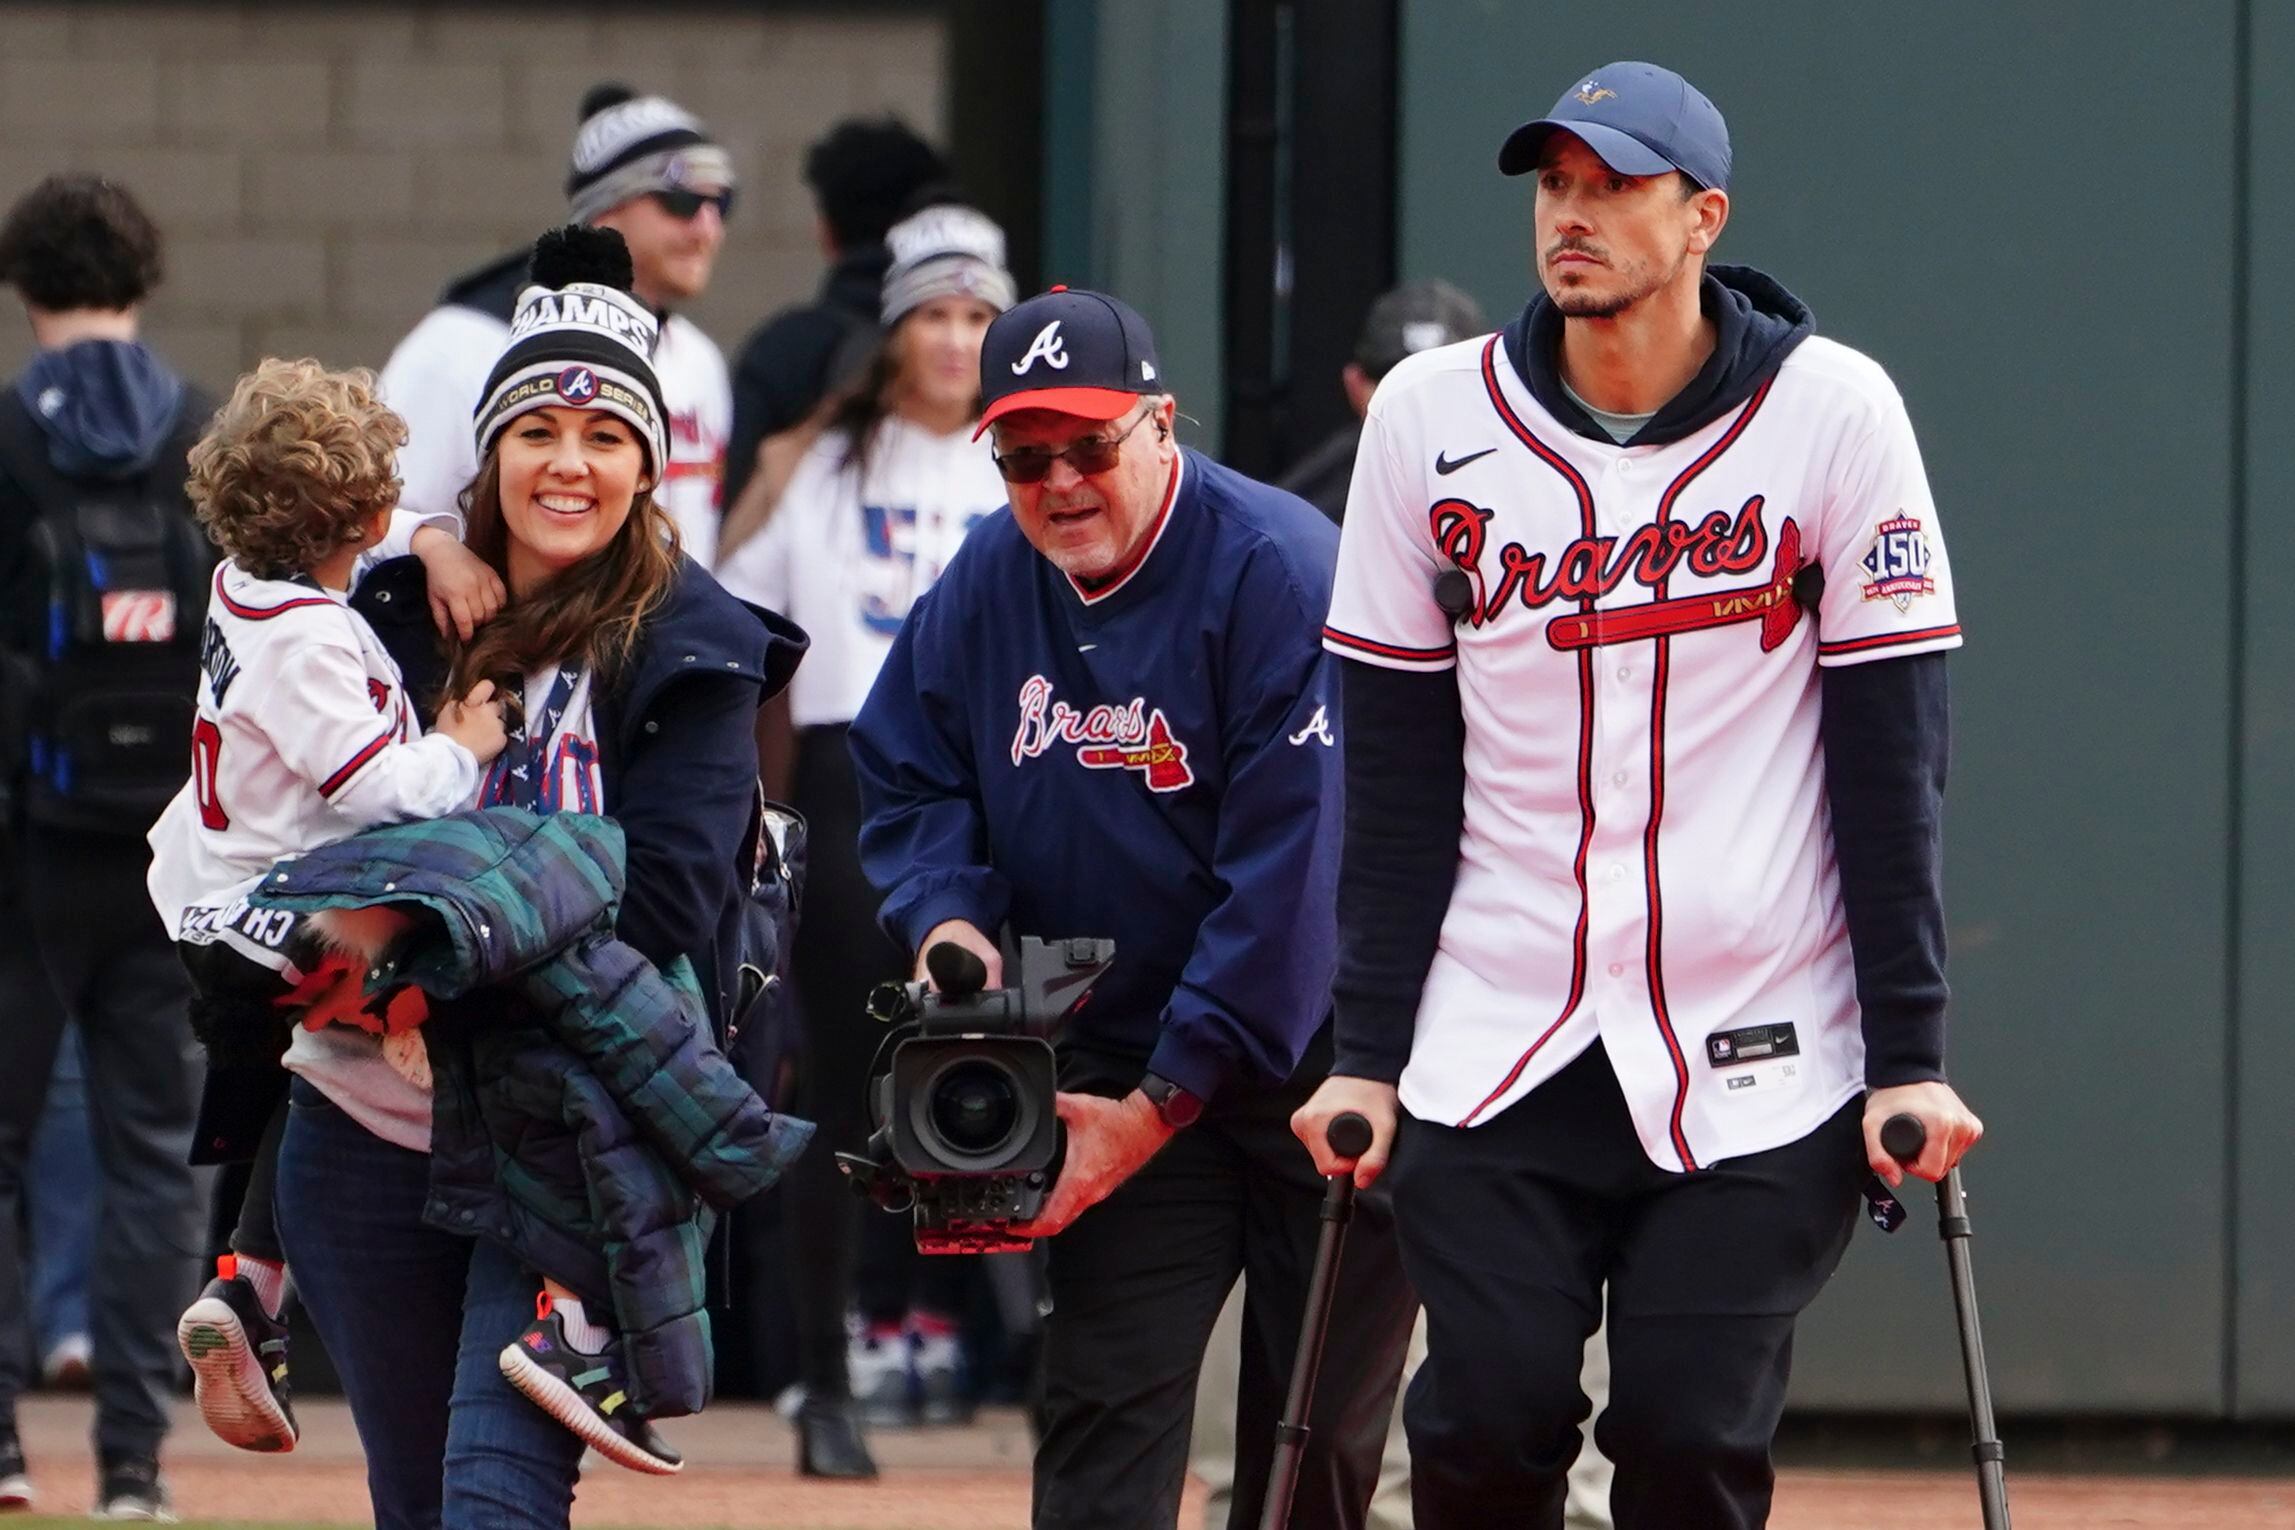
[29,1026,98,1355]
[274,1080,581,1530]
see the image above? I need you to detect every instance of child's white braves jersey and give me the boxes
[147,537,480,968]
[382,308,732,567]
[1323,332,1960,1171]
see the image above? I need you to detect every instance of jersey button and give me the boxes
[1611,771,1629,786]
[1608,962,1625,977]
[1606,863,1627,883]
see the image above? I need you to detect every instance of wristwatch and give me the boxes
[1138,1071,1204,1130]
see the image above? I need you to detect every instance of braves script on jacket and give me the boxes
[850,450,1342,1100]
[147,517,480,970]
[1323,333,1960,1169]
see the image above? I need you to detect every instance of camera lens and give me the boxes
[929,1061,1022,1157]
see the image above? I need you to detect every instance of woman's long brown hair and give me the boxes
[439,449,683,712]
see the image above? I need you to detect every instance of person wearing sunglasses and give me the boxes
[378,81,739,568]
[714,203,1015,1479]
[848,288,1415,1530]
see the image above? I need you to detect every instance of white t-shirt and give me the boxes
[715,415,1007,728]
[1324,332,1961,1171]
[380,304,733,568]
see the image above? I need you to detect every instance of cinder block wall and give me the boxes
[0,1,947,393]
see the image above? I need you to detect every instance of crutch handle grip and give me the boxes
[1326,1112,1373,1161]
[1881,1113,1926,1165]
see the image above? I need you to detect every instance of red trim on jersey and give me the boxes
[212,565,335,621]
[1819,624,1962,657]
[1322,625,1455,663]
[1066,457,1183,606]
[318,731,392,798]
[1457,336,1599,1128]
[1638,378,1775,1171]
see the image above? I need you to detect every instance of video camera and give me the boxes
[836,935,1114,1253]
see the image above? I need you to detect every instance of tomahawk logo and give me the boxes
[1011,675,1195,792]
[1012,320,1070,375]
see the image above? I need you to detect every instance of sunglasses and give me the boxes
[648,187,735,222]
[992,406,1157,484]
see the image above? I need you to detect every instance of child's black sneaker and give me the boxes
[498,1297,681,1476]
[177,1260,298,1453]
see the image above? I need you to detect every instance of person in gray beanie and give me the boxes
[380,83,739,568]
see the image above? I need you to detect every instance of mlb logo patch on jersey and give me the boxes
[101,589,177,643]
[1860,514,1936,610]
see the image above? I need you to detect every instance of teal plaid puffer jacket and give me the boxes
[251,806,813,1417]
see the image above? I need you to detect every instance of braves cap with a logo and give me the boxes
[1498,61,1731,192]
[974,286,1163,439]
[472,225,670,474]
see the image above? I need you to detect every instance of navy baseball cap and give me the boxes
[1498,62,1731,191]
[976,285,1163,438]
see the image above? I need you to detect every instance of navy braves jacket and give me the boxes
[849,449,1341,1102]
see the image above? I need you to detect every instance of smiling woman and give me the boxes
[264,224,811,1530]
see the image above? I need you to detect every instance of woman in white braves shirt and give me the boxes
[715,203,1013,1478]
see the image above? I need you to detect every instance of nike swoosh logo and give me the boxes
[1434,447,1497,475]
[1077,644,1098,653]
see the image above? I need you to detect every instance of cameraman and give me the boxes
[850,287,1413,1530]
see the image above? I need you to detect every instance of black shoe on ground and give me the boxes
[0,1431,32,1512]
[796,1396,879,1480]
[91,1454,173,1523]
[498,1304,681,1476]
[178,1267,298,1453]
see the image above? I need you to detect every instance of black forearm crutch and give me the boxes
[1883,1114,2011,1530]
[1258,1110,1374,1530]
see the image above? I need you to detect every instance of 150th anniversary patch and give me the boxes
[1860,513,1935,610]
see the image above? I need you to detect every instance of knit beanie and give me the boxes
[565,83,734,226]
[471,225,669,474]
[879,204,1016,327]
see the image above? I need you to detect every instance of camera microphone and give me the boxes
[925,941,990,999]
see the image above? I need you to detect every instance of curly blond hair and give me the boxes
[188,358,406,580]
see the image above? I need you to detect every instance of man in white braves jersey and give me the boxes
[380,82,735,568]
[1291,61,1984,1529]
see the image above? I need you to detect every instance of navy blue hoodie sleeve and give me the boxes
[1820,650,1951,1087]
[1145,549,1343,1101]
[850,586,1014,953]
[1330,658,1464,1083]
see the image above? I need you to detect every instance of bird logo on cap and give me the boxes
[556,366,600,404]
[1575,80,1617,104]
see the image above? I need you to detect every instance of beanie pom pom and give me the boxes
[579,82,636,121]
[527,225,634,294]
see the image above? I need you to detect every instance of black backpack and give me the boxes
[0,386,214,836]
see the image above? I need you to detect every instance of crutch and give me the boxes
[1882,1113,2012,1530]
[1259,1110,1374,1530]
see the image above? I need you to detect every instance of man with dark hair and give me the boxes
[1278,280,1486,524]
[719,117,951,511]
[0,171,210,1522]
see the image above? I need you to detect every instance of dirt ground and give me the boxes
[16,1396,2295,1528]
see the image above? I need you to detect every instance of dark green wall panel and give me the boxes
[2234,0,2295,1418]
[1399,1,2240,1412]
